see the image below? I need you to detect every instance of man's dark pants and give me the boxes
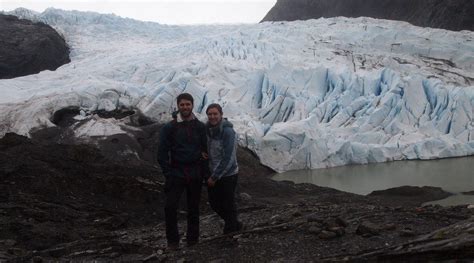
[208,174,239,234]
[164,175,202,245]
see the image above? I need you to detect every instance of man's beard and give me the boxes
[180,110,191,118]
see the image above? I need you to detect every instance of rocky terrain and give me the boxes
[1,113,473,261]
[261,0,474,31]
[0,14,70,79]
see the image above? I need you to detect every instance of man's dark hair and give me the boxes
[206,103,223,115]
[177,93,194,105]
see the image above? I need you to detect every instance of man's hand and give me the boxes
[207,177,216,187]
[201,152,208,159]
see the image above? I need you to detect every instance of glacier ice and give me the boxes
[0,8,473,172]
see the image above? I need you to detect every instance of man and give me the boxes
[158,93,207,249]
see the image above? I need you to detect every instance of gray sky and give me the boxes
[1,0,276,24]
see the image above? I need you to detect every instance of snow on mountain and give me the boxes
[1,8,473,172]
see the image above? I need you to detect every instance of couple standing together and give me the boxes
[158,93,242,250]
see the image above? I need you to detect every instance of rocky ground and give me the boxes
[1,124,473,262]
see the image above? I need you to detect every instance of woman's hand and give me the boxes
[201,152,208,159]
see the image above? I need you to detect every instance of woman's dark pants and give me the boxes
[208,174,240,234]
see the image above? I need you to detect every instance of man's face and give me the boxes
[178,99,193,118]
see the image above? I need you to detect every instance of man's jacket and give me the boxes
[158,113,207,179]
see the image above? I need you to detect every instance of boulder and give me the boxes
[0,14,70,79]
[368,186,452,205]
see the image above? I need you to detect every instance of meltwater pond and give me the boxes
[273,156,474,206]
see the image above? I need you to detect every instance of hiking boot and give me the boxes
[167,243,179,251]
[224,221,244,234]
[186,240,198,247]
[236,221,244,231]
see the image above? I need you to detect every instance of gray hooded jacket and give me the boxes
[206,119,238,181]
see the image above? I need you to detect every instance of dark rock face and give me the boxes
[0,14,70,79]
[261,0,474,31]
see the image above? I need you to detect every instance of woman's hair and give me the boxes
[206,103,223,114]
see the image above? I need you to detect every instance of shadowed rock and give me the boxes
[0,14,70,79]
[368,185,452,203]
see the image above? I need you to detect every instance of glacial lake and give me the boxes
[273,156,474,206]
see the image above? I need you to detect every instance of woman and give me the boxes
[205,103,242,234]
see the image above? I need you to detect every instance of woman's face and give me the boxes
[207,107,222,126]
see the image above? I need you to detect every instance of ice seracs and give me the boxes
[0,8,473,172]
[254,67,473,171]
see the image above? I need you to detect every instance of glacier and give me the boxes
[0,8,473,172]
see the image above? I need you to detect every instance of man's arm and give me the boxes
[157,124,172,177]
[199,122,208,155]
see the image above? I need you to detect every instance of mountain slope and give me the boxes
[261,0,474,31]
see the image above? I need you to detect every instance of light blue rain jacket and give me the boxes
[206,119,239,181]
